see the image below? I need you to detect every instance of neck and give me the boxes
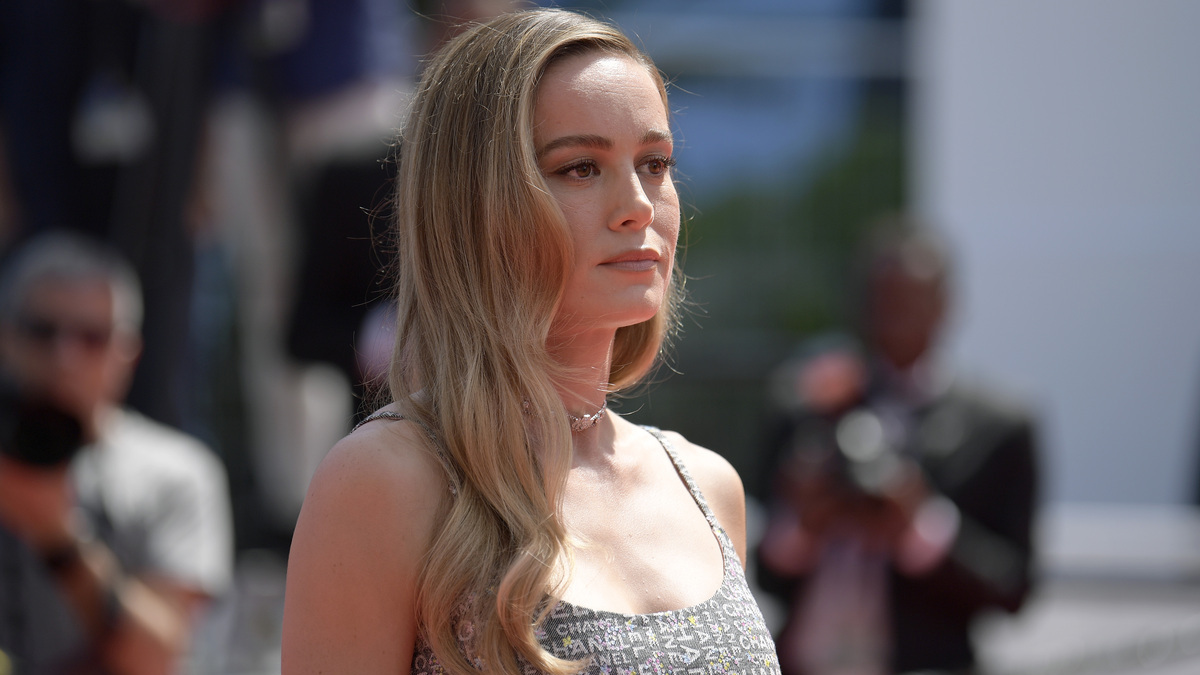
[81,403,115,445]
[548,327,615,429]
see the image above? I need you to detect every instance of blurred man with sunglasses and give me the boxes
[0,231,232,674]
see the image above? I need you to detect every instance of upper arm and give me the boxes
[281,424,446,674]
[666,432,749,568]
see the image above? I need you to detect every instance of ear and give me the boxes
[116,332,144,366]
[105,331,144,406]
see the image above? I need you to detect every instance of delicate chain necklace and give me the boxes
[568,405,607,433]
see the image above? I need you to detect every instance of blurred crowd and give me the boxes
[0,1,1043,674]
[0,0,523,672]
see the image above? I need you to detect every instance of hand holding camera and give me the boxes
[781,350,933,556]
[0,379,85,554]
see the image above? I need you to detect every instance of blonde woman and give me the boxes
[281,9,780,674]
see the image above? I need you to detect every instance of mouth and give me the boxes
[600,249,661,272]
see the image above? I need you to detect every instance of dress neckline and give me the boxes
[549,426,733,619]
[354,414,733,617]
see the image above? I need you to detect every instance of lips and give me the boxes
[600,249,661,272]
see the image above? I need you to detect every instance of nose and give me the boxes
[608,170,654,231]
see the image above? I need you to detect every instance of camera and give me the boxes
[0,378,85,467]
[789,405,906,498]
[829,407,905,496]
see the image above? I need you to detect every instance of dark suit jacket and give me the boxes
[758,376,1039,675]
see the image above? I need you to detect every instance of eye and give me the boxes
[557,160,598,180]
[642,156,677,177]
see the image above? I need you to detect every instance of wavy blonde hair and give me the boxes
[387,8,683,675]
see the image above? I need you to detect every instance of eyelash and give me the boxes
[644,156,677,176]
[557,160,599,180]
[555,156,677,180]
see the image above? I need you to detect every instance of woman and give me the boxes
[281,9,780,674]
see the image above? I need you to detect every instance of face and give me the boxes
[0,279,140,422]
[534,51,680,338]
[866,264,946,371]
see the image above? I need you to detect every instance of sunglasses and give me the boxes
[15,314,115,352]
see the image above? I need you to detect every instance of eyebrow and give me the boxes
[537,129,673,159]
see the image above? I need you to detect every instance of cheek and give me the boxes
[664,227,680,274]
[655,189,681,260]
[556,192,599,243]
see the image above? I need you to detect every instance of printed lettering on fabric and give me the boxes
[411,428,780,674]
[533,530,779,675]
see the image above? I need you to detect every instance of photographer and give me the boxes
[0,233,232,674]
[757,220,1039,675]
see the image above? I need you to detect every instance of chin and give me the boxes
[556,283,667,331]
[614,301,663,330]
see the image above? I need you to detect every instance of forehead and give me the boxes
[534,51,668,139]
[21,278,115,321]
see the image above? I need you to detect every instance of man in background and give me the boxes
[0,232,232,674]
[757,218,1039,675]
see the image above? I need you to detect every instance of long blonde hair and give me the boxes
[387,8,683,675]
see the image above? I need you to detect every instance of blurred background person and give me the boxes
[199,0,421,555]
[756,217,1039,675]
[0,0,237,430]
[199,0,524,556]
[0,232,233,674]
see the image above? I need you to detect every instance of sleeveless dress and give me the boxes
[390,423,781,675]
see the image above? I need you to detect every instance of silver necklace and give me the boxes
[568,405,607,432]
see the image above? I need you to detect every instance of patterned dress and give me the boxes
[409,426,781,675]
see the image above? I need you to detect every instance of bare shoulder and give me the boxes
[657,429,749,566]
[298,415,449,546]
[281,415,448,673]
[311,415,448,505]
[316,417,448,521]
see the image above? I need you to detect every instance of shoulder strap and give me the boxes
[351,410,407,433]
[641,426,720,532]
